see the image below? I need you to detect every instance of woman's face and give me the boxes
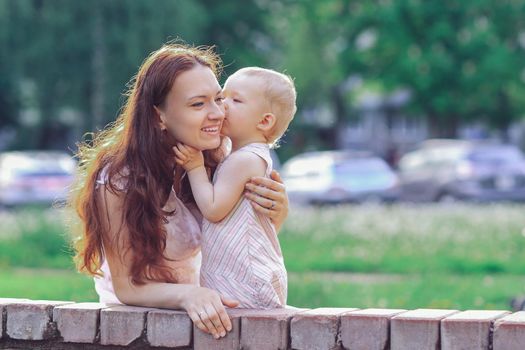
[157,65,225,151]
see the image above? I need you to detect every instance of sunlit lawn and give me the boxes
[288,272,525,310]
[2,203,525,310]
[0,268,97,302]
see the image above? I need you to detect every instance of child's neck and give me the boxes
[231,135,267,152]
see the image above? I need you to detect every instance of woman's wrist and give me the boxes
[177,284,200,310]
[272,202,288,231]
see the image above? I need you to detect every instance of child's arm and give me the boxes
[174,144,266,223]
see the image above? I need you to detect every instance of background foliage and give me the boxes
[1,0,525,156]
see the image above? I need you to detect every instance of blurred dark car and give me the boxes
[398,139,525,202]
[0,151,76,207]
[282,150,400,205]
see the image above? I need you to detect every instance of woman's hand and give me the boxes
[244,170,289,231]
[180,286,239,339]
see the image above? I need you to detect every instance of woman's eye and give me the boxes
[233,99,242,103]
[191,102,204,107]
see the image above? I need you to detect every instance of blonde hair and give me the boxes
[231,67,296,148]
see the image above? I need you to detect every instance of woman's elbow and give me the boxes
[114,290,133,305]
[112,279,137,305]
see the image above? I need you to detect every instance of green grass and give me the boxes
[2,203,525,310]
[280,203,525,275]
[287,272,525,310]
[0,207,74,269]
[0,268,97,302]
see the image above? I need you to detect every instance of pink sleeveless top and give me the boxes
[94,167,202,304]
[200,143,288,309]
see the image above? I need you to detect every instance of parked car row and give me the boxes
[3,140,525,208]
[281,140,525,205]
[282,150,400,205]
[0,151,76,207]
[397,139,525,203]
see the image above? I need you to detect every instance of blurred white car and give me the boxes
[282,150,400,205]
[0,151,76,207]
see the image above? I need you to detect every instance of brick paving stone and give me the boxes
[239,307,307,350]
[6,300,73,340]
[391,309,458,350]
[146,309,192,348]
[0,299,30,339]
[441,310,510,350]
[291,307,358,350]
[53,302,109,343]
[493,311,525,350]
[99,305,152,346]
[340,308,406,350]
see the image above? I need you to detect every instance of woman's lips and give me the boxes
[201,125,220,134]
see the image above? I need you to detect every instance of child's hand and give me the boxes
[173,143,204,171]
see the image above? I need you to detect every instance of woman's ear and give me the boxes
[154,105,167,130]
[257,113,276,132]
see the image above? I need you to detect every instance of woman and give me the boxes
[68,43,289,340]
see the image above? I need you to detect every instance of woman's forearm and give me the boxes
[113,276,195,309]
[112,276,239,339]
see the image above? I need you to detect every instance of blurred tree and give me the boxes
[0,0,21,128]
[3,0,525,152]
[3,0,208,149]
[196,0,272,74]
[1,0,274,150]
[263,0,378,152]
[273,0,525,145]
[355,0,525,138]
[102,0,208,128]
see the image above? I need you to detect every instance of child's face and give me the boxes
[221,73,268,143]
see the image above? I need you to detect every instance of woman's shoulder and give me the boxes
[95,164,130,191]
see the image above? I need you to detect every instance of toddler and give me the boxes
[174,67,296,308]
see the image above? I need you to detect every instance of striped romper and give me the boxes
[200,143,288,309]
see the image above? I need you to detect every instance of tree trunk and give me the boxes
[496,91,511,142]
[91,4,106,131]
[325,83,348,149]
[428,114,458,138]
[442,116,458,138]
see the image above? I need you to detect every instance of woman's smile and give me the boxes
[201,124,221,135]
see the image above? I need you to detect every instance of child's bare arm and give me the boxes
[187,151,266,222]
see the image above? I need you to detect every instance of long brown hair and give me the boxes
[69,43,225,285]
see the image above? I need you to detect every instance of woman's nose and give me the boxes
[209,103,225,120]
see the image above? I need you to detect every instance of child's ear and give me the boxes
[257,113,276,132]
[154,105,167,130]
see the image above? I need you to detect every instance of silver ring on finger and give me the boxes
[270,200,275,210]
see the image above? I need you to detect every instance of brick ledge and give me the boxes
[1,298,524,349]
